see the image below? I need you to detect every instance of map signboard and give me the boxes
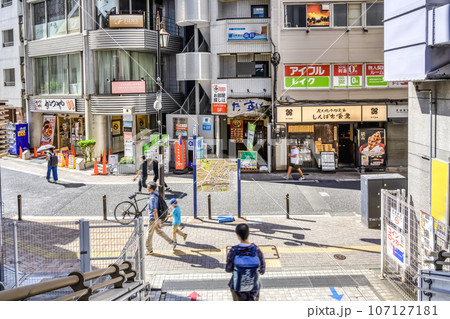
[197,159,237,192]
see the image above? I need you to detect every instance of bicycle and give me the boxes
[114,192,169,225]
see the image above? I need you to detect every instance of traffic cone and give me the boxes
[109,149,111,156]
[101,161,108,175]
[33,146,38,158]
[40,152,45,156]
[19,147,23,159]
[92,160,99,175]
[72,145,76,157]
[102,150,107,164]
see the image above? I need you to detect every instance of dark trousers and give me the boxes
[230,289,259,301]
[46,165,58,181]
[153,168,168,188]
[138,176,147,192]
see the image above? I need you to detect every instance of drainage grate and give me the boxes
[334,254,347,260]
[226,245,279,259]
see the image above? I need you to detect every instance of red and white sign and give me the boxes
[333,64,363,88]
[387,225,406,268]
[389,81,408,88]
[40,115,56,146]
[175,140,187,170]
[212,84,227,114]
[390,207,404,231]
[111,81,146,94]
[285,65,330,77]
[366,64,385,76]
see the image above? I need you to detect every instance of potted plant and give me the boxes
[77,139,96,168]
[118,156,135,174]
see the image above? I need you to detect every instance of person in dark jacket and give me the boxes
[150,158,170,191]
[133,155,148,193]
[226,223,265,301]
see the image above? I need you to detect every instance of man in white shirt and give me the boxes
[283,145,304,181]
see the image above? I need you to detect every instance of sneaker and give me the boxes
[299,177,304,181]
[165,187,171,192]
[283,176,289,180]
[172,240,177,250]
[47,180,52,183]
[183,234,187,242]
[145,249,153,255]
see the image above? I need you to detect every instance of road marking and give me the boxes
[319,192,330,197]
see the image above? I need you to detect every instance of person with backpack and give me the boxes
[167,198,187,243]
[145,182,176,255]
[226,223,266,301]
[46,149,58,184]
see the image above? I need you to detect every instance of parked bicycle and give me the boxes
[114,192,169,225]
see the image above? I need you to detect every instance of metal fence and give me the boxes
[381,189,450,301]
[0,217,145,299]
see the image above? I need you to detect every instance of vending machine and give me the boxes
[8,123,29,155]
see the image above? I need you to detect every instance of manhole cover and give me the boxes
[334,254,346,260]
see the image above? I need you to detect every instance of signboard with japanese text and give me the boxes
[109,14,144,28]
[333,64,363,88]
[34,98,76,113]
[390,207,404,232]
[277,107,302,123]
[230,119,244,143]
[111,81,146,94]
[247,123,256,151]
[387,225,406,268]
[40,115,56,146]
[389,81,408,88]
[212,84,227,114]
[362,105,387,122]
[421,212,435,269]
[284,65,331,89]
[202,117,212,131]
[227,24,268,41]
[227,98,266,118]
[302,106,361,122]
[388,104,408,118]
[366,64,388,87]
[239,151,258,170]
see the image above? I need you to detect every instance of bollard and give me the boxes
[286,193,290,219]
[17,195,22,221]
[103,195,107,220]
[208,194,212,219]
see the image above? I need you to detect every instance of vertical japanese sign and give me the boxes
[365,64,388,87]
[230,120,244,143]
[212,84,227,114]
[247,123,256,151]
[387,225,406,268]
[284,65,330,89]
[333,64,363,88]
[40,115,56,146]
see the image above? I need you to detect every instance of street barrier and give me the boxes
[207,194,211,220]
[286,194,290,219]
[103,195,107,220]
[17,195,22,221]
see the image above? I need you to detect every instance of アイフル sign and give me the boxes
[212,84,227,114]
[284,65,331,89]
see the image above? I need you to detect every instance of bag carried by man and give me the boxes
[157,194,169,222]
[232,244,261,292]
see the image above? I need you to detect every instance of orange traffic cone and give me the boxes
[19,147,23,159]
[40,152,45,156]
[108,149,111,156]
[72,145,76,157]
[102,161,108,175]
[92,159,100,175]
[34,146,38,158]
[102,150,107,164]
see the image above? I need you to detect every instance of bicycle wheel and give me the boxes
[114,201,137,225]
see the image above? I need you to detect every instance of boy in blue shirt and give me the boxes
[167,198,187,243]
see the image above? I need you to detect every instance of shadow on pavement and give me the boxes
[360,238,381,245]
[165,190,187,200]
[56,182,86,188]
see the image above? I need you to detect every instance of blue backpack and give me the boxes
[232,245,261,292]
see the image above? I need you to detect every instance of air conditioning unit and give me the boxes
[321,4,330,11]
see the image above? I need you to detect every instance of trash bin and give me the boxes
[361,174,407,228]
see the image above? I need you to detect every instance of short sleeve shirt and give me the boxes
[148,192,159,220]
[172,206,181,226]
[290,148,299,164]
[139,161,148,177]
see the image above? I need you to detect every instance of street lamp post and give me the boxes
[153,12,170,198]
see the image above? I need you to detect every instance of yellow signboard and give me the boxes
[431,159,450,224]
[362,105,387,122]
[277,107,302,123]
[109,15,144,28]
[302,106,361,122]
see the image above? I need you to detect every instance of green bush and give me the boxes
[77,139,96,162]
[119,156,134,164]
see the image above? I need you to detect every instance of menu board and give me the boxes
[333,64,363,88]
[284,65,331,89]
[321,152,335,171]
[230,119,244,143]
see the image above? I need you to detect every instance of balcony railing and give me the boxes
[1,0,12,8]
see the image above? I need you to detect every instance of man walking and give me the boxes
[150,159,171,191]
[133,155,148,193]
[145,183,176,255]
[284,144,304,181]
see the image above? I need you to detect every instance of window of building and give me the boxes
[96,0,116,28]
[2,29,14,47]
[119,0,146,14]
[219,54,271,78]
[333,4,362,27]
[285,4,330,28]
[255,61,269,77]
[34,53,82,95]
[251,5,269,18]
[1,0,13,8]
[3,68,15,86]
[366,2,384,26]
[32,0,81,40]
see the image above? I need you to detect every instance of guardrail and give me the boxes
[0,261,141,301]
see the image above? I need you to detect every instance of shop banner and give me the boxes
[227,98,265,118]
[277,107,302,123]
[227,24,268,41]
[175,140,187,170]
[34,98,76,113]
[365,64,388,87]
[387,225,406,268]
[40,115,56,146]
[247,123,256,151]
[303,106,361,122]
[307,4,330,27]
[230,119,244,143]
[358,129,386,167]
[239,151,258,170]
[421,212,435,269]
[333,64,363,88]
[362,105,387,121]
[212,84,227,114]
[147,134,170,173]
[284,65,330,89]
[390,207,405,232]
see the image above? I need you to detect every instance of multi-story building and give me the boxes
[21,0,185,158]
[0,0,24,120]
[174,0,273,168]
[384,0,450,220]
[271,1,408,172]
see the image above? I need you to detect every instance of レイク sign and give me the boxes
[284,65,330,89]
[366,64,388,87]
[333,64,363,88]
[34,99,76,113]
[211,84,227,114]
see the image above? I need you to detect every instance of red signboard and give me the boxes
[284,65,330,77]
[212,84,227,114]
[333,64,363,76]
[365,64,384,76]
[111,81,146,94]
[175,140,187,170]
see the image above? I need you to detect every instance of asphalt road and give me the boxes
[0,167,361,219]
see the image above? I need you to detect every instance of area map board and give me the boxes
[196,159,237,192]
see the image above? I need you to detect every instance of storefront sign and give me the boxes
[387,225,406,268]
[68,155,76,169]
[176,123,188,136]
[34,98,76,113]
[111,81,146,94]
[247,123,256,151]
[239,151,258,170]
[230,119,244,143]
[136,115,148,132]
[284,65,331,89]
[358,129,386,167]
[227,98,265,118]
[362,105,387,121]
[212,84,227,114]
[388,105,408,118]
[277,107,302,123]
[303,106,361,122]
[227,24,268,41]
[365,64,388,87]
[175,140,187,170]
[333,64,363,88]
[109,14,144,28]
[40,115,56,146]
[307,4,330,27]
